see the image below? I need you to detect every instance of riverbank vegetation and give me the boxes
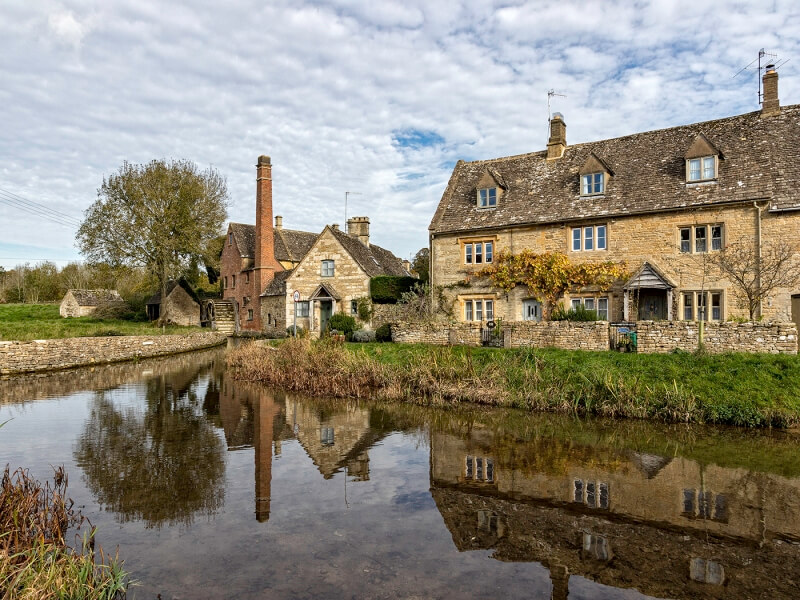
[0,466,129,599]
[227,338,800,427]
[0,304,204,341]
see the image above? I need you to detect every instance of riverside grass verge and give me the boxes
[0,304,203,341]
[0,465,129,599]
[227,338,800,427]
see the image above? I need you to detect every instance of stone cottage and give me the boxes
[429,66,800,328]
[145,279,201,326]
[59,289,125,318]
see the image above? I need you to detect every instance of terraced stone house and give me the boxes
[430,68,800,327]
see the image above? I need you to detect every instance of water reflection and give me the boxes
[73,360,225,528]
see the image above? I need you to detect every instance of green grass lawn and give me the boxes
[0,304,204,341]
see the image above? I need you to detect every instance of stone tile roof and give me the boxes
[430,105,800,235]
[329,227,410,277]
[262,270,292,296]
[229,223,316,263]
[65,289,122,306]
[146,279,200,306]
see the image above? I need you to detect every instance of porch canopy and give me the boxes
[623,262,676,321]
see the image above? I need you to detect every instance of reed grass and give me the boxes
[227,339,800,427]
[0,466,129,599]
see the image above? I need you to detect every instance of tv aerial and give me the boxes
[547,89,566,137]
[734,48,789,106]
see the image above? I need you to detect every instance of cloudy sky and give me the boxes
[1,0,798,270]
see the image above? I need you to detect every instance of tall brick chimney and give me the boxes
[761,64,780,117]
[254,155,276,304]
[547,113,566,160]
[347,216,370,246]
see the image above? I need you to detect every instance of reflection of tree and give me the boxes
[74,374,225,528]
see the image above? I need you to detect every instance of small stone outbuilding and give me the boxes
[146,280,201,326]
[60,289,125,318]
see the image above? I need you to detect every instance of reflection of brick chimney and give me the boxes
[347,216,370,247]
[547,113,566,160]
[254,156,276,311]
[761,64,780,117]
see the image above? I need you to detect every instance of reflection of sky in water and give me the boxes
[3,350,800,599]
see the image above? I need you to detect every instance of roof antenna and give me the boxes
[344,191,361,225]
[733,48,789,106]
[547,89,566,137]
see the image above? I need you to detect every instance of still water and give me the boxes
[2,347,800,599]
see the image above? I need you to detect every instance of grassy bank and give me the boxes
[0,466,129,599]
[227,339,800,427]
[0,304,203,341]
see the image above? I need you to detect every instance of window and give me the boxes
[464,299,494,321]
[228,232,233,245]
[295,301,309,317]
[682,489,728,522]
[351,300,358,316]
[571,225,607,251]
[687,156,716,182]
[581,172,604,195]
[464,240,494,265]
[682,291,723,321]
[224,276,228,289]
[232,274,236,288]
[321,260,334,277]
[247,309,253,321]
[478,187,497,208]
[679,224,723,253]
[571,297,609,320]
[574,479,609,509]
[464,456,494,483]
[320,427,335,446]
[245,272,250,284]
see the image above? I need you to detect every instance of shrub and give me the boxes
[370,276,420,304]
[356,297,373,322]
[375,323,393,342]
[328,313,356,336]
[286,325,307,338]
[351,329,376,343]
[551,304,599,321]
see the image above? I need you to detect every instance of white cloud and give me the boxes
[1,0,799,268]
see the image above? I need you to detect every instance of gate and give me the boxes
[609,322,637,352]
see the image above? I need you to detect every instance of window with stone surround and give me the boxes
[678,224,723,254]
[247,309,253,321]
[687,156,716,182]
[581,172,604,195]
[571,225,607,251]
[477,187,497,208]
[574,479,609,509]
[295,301,309,317]
[464,298,494,322]
[463,240,494,265]
[465,455,495,483]
[351,300,358,316]
[682,290,723,321]
[321,259,334,277]
[570,296,609,320]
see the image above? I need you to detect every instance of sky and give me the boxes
[1,0,799,270]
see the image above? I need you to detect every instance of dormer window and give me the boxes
[687,156,716,182]
[581,173,604,195]
[478,187,497,208]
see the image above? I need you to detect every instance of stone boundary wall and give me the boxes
[503,321,609,351]
[391,321,451,345]
[0,332,228,376]
[636,321,798,354]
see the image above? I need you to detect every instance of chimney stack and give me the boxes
[254,155,276,309]
[332,223,339,231]
[761,64,780,117]
[347,216,370,246]
[547,113,567,160]
[274,215,282,230]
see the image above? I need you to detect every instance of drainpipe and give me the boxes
[754,201,764,319]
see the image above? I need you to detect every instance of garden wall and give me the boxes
[0,332,228,375]
[503,321,609,351]
[636,321,798,354]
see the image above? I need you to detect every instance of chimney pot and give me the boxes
[332,223,339,231]
[761,66,780,117]
[257,155,271,166]
[274,215,282,229]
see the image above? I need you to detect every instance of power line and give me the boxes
[0,187,83,228]
[0,195,81,229]
[0,186,83,223]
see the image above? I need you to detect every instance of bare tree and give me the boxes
[714,240,800,320]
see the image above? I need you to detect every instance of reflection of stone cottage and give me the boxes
[218,155,409,335]
[430,67,800,326]
[145,279,200,325]
[59,289,124,318]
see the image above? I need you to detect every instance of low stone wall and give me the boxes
[391,321,451,345]
[636,321,798,354]
[0,332,228,375]
[503,321,609,351]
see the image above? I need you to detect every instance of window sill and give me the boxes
[579,193,605,198]
[476,206,497,211]
[685,179,718,188]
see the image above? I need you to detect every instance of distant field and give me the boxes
[0,304,204,341]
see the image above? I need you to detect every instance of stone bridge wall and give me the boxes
[0,332,228,376]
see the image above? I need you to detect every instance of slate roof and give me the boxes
[329,227,410,277]
[65,289,122,306]
[430,105,800,235]
[229,223,317,263]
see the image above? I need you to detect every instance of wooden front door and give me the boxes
[638,290,667,321]
[320,300,333,333]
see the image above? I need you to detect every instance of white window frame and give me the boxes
[464,240,494,265]
[295,301,310,317]
[351,300,358,316]
[321,259,334,277]
[571,225,607,251]
[681,290,723,321]
[477,187,497,208]
[571,296,609,320]
[687,155,717,182]
[464,298,494,322]
[678,224,724,254]
[581,172,604,195]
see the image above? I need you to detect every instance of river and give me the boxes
[2,346,800,599]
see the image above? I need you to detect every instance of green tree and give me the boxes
[411,247,430,283]
[77,159,228,318]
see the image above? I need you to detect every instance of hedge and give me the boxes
[370,276,420,304]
